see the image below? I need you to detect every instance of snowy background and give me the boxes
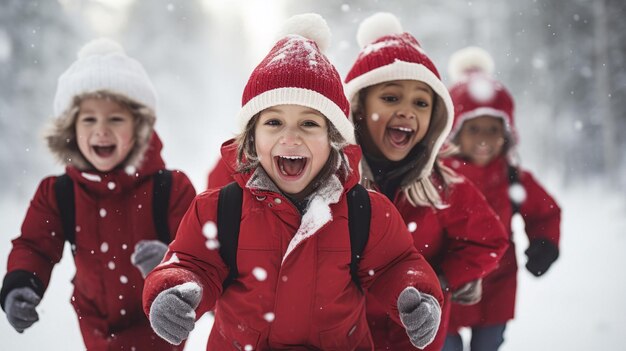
[1,0,625,350]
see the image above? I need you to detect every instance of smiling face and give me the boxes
[456,115,506,166]
[75,98,136,172]
[359,80,434,161]
[254,104,331,195]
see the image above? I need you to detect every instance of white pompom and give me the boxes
[357,12,403,49]
[276,13,331,53]
[509,182,527,205]
[448,46,495,83]
[77,38,125,59]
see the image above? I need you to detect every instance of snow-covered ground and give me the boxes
[0,174,624,350]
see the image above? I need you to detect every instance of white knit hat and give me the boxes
[53,38,157,116]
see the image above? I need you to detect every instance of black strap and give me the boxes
[54,174,76,253]
[507,164,521,215]
[216,182,371,292]
[54,170,173,253]
[217,182,243,290]
[347,184,371,293]
[153,170,173,244]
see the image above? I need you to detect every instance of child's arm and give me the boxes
[143,189,230,319]
[519,171,561,276]
[438,179,509,290]
[1,178,66,308]
[359,192,443,328]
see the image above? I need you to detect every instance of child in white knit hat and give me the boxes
[0,38,195,350]
[143,13,443,350]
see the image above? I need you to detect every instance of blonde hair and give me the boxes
[45,90,155,171]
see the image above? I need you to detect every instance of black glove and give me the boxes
[525,239,559,277]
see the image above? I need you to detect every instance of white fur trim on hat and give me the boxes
[237,87,355,145]
[357,12,403,48]
[448,46,495,84]
[275,13,331,53]
[53,38,157,116]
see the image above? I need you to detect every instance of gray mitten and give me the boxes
[397,287,441,349]
[149,282,202,345]
[451,279,482,305]
[131,240,168,278]
[5,287,41,333]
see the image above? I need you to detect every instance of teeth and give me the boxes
[280,155,305,160]
[391,127,413,133]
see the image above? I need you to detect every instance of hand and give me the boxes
[4,287,41,333]
[451,279,482,305]
[131,240,168,278]
[397,287,441,349]
[525,239,559,277]
[149,282,202,345]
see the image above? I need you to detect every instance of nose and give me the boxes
[94,121,110,137]
[396,103,416,120]
[279,127,302,146]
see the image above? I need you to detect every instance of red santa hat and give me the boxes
[238,13,354,144]
[447,46,517,145]
[344,12,454,180]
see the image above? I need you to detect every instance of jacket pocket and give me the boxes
[319,311,372,351]
[214,317,262,351]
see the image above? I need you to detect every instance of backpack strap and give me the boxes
[54,174,76,254]
[347,184,371,293]
[153,169,173,244]
[507,164,521,215]
[217,182,243,290]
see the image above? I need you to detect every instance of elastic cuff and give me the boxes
[0,270,45,311]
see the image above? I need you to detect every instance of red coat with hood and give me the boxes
[144,140,444,351]
[444,155,561,328]
[363,166,509,351]
[2,134,195,350]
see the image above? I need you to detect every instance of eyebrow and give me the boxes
[263,107,324,117]
[380,82,432,94]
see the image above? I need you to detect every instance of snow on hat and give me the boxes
[53,38,157,117]
[344,12,454,180]
[237,13,355,144]
[447,46,517,144]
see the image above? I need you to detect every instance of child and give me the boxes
[143,14,444,350]
[343,13,510,351]
[442,47,561,351]
[0,39,196,350]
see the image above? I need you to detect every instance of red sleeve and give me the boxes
[167,170,196,239]
[438,179,510,289]
[360,191,443,326]
[6,177,66,290]
[519,171,561,246]
[143,190,230,318]
[207,157,234,190]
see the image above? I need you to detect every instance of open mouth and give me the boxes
[386,126,414,147]
[92,145,116,157]
[275,155,308,178]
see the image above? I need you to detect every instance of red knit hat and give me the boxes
[344,12,454,180]
[238,13,355,144]
[447,46,517,145]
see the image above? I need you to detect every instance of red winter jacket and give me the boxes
[2,134,195,351]
[364,168,509,351]
[444,155,561,328]
[144,140,443,351]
